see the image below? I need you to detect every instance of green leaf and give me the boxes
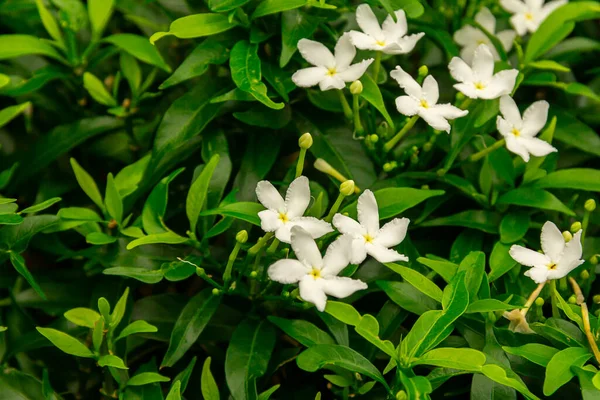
[110,287,129,329]
[225,319,276,400]
[413,348,486,372]
[150,14,238,44]
[359,73,395,130]
[230,40,284,110]
[70,158,104,210]
[233,105,291,129]
[552,108,600,157]
[98,354,128,369]
[104,34,171,72]
[86,232,117,245]
[384,263,443,302]
[466,299,518,313]
[280,9,320,68]
[200,202,263,226]
[482,364,540,400]
[83,72,117,107]
[342,188,445,219]
[201,357,220,400]
[544,347,592,396]
[64,307,101,328]
[533,168,600,192]
[417,257,457,283]
[104,173,123,223]
[19,197,61,214]
[103,267,164,283]
[187,154,220,236]
[10,251,46,300]
[173,357,197,393]
[88,0,114,38]
[252,0,305,18]
[497,188,575,216]
[268,316,335,347]
[142,167,185,235]
[0,214,21,225]
[36,327,94,358]
[166,381,182,400]
[499,211,529,244]
[127,372,170,386]
[162,289,221,368]
[126,232,188,250]
[0,102,31,130]
[116,320,158,341]
[325,301,362,326]
[527,60,570,72]
[377,280,438,315]
[419,210,501,233]
[0,34,66,62]
[488,241,518,282]
[0,215,59,252]
[502,343,559,367]
[35,0,65,48]
[58,207,103,221]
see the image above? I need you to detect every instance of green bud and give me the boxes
[340,180,355,196]
[421,185,429,190]
[571,221,582,233]
[350,80,363,95]
[562,231,573,242]
[585,199,596,212]
[196,267,205,276]
[283,291,290,298]
[436,168,447,177]
[396,390,408,400]
[581,270,590,280]
[423,142,433,152]
[212,288,220,296]
[568,295,577,304]
[236,230,248,243]
[418,65,429,78]
[250,271,258,278]
[383,162,393,172]
[535,297,545,306]
[410,154,419,163]
[411,145,419,153]
[593,294,600,304]
[390,161,398,168]
[369,134,379,143]
[299,132,313,149]
[354,372,362,381]
[591,255,599,265]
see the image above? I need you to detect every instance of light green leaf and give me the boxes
[0,102,31,130]
[527,60,570,72]
[201,357,220,400]
[64,307,101,328]
[127,372,170,386]
[166,381,182,400]
[88,0,114,38]
[342,188,445,219]
[187,154,220,237]
[58,207,103,221]
[502,343,559,367]
[0,34,66,62]
[543,347,592,396]
[209,0,251,12]
[104,34,171,72]
[98,354,128,369]
[110,287,129,328]
[104,173,123,223]
[497,188,575,216]
[126,231,188,250]
[252,0,305,18]
[200,202,263,226]
[268,316,334,347]
[36,327,94,358]
[417,257,457,283]
[35,0,65,48]
[466,299,518,313]
[86,232,117,245]
[150,14,238,44]
[482,364,540,400]
[19,197,61,214]
[412,348,486,372]
[533,168,600,192]
[384,263,443,302]
[83,72,117,107]
[103,267,164,283]
[115,320,158,341]
[325,301,362,326]
[360,73,394,130]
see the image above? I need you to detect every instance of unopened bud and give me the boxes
[585,199,596,212]
[535,297,545,306]
[396,390,407,400]
[436,168,447,177]
[581,270,590,280]
[593,294,600,304]
[283,291,290,298]
[350,80,363,95]
[562,231,573,242]
[104,75,114,90]
[423,142,433,152]
[369,134,379,143]
[591,255,599,265]
[196,267,205,276]
[299,132,313,149]
[383,162,393,172]
[122,98,131,109]
[212,288,220,296]
[236,230,248,244]
[108,219,118,229]
[571,221,582,233]
[418,65,429,78]
[340,180,355,196]
[568,295,577,304]
[250,271,258,278]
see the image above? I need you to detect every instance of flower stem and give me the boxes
[223,241,242,285]
[469,138,506,162]
[267,238,280,254]
[549,280,560,318]
[352,93,364,136]
[372,51,382,83]
[383,115,419,152]
[520,282,546,317]
[568,277,600,365]
[248,232,273,255]
[295,148,307,178]
[338,90,352,120]
[460,97,473,110]
[325,192,345,223]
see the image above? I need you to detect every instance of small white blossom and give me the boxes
[497,95,557,162]
[390,66,468,133]
[256,176,332,243]
[268,227,368,312]
[509,221,584,284]
[448,44,519,100]
[454,7,516,64]
[292,33,373,91]
[348,4,424,55]
[500,0,567,36]
[333,190,409,264]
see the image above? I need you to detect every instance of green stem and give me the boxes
[325,193,345,223]
[338,90,352,120]
[469,138,506,162]
[267,238,280,254]
[248,232,273,255]
[549,280,560,318]
[352,93,364,136]
[460,97,473,110]
[383,115,419,152]
[372,51,382,83]
[582,209,590,246]
[223,242,242,285]
[295,148,307,178]
[520,282,546,318]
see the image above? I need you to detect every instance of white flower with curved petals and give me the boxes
[256,176,333,243]
[390,66,468,133]
[333,190,410,264]
[509,221,584,284]
[348,4,424,55]
[496,95,557,162]
[448,44,519,100]
[268,227,368,312]
[500,0,567,36]
[454,8,516,64]
[292,33,373,91]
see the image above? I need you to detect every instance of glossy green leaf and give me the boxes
[280,9,320,67]
[499,211,529,244]
[482,364,540,400]
[384,263,443,302]
[103,267,164,283]
[142,167,185,235]
[497,188,575,216]
[127,372,170,386]
[98,354,128,369]
[252,0,305,19]
[378,280,439,315]
[187,154,220,236]
[64,307,101,328]
[417,257,457,283]
[0,34,66,62]
[70,158,105,210]
[19,197,61,214]
[533,168,600,192]
[419,210,501,233]
[35,0,65,48]
[268,316,334,347]
[150,14,238,44]
[104,34,171,72]
[466,299,518,313]
[488,242,518,282]
[10,252,46,300]
[543,347,592,396]
[413,348,486,371]
[83,72,117,107]
[502,343,559,367]
[115,320,158,341]
[36,327,94,358]
[342,188,444,219]
[200,202,263,226]
[104,173,123,223]
[166,381,182,400]
[201,357,220,400]
[360,73,395,129]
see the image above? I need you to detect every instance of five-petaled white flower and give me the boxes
[333,190,410,264]
[448,44,519,100]
[268,227,368,312]
[292,33,373,91]
[348,5,424,55]
[454,8,516,64]
[500,0,567,36]
[256,176,333,243]
[509,221,584,284]
[391,67,468,133]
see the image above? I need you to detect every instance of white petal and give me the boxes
[510,14,529,36]
[475,7,496,33]
[509,245,551,267]
[496,116,514,137]
[458,44,480,65]
[274,225,293,243]
[526,0,544,9]
[505,136,531,161]
[297,39,335,68]
[520,137,557,157]
[333,214,364,235]
[497,30,517,51]
[448,57,475,83]
[422,75,439,105]
[268,259,309,284]
[395,96,419,116]
[256,180,285,211]
[521,100,549,137]
[336,59,374,82]
[394,32,425,54]
[319,76,346,91]
[348,31,379,51]
[334,33,356,70]
[472,44,495,81]
[321,276,368,299]
[524,267,549,284]
[525,17,540,33]
[322,235,352,277]
[375,218,409,248]
[454,25,482,47]
[433,103,469,120]
[292,217,334,239]
[290,226,323,268]
[500,0,528,13]
[454,83,479,99]
[390,66,422,98]
[350,238,368,264]
[540,221,564,262]
[499,95,522,126]
[382,10,408,41]
[366,243,409,263]
[540,0,567,19]
[292,67,327,88]
[419,108,451,133]
[285,176,310,218]
[258,209,283,232]
[357,190,379,235]
[558,230,583,272]
[355,4,383,38]
[299,276,327,312]
[484,69,519,99]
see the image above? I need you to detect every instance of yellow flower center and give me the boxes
[477,39,487,45]
[420,99,429,109]
[327,68,337,77]
[363,234,374,243]
[474,81,486,90]
[309,268,321,279]
[512,128,521,137]
[278,212,289,223]
[376,40,386,46]
[547,263,557,270]
[525,12,534,20]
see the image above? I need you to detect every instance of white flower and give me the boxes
[454,8,516,64]
[268,227,368,312]
[497,95,557,162]
[500,0,567,36]
[256,176,333,243]
[448,44,519,100]
[390,66,468,133]
[348,5,424,55]
[333,190,410,264]
[509,221,584,284]
[292,33,373,91]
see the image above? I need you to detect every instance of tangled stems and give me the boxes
[468,138,506,162]
[568,277,600,364]
[383,115,419,152]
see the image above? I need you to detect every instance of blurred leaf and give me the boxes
[127,372,170,386]
[209,0,251,12]
[104,34,171,72]
[98,354,128,369]
[419,210,501,234]
[252,0,305,19]
[0,34,66,62]
[0,102,31,129]
[150,13,238,44]
[343,188,444,219]
[88,0,114,38]
[9,251,46,300]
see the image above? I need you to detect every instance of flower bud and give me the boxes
[535,297,545,306]
[212,288,220,296]
[396,390,407,400]
[236,230,248,244]
[568,295,577,304]
[196,267,205,276]
[436,168,447,177]
[250,271,258,278]
[383,162,393,172]
[423,142,433,152]
[350,80,363,95]
[283,291,290,298]
[562,231,573,242]
[299,132,313,149]
[369,134,379,143]
[581,270,590,280]
[571,221,582,233]
[418,65,429,79]
[591,255,599,265]
[340,180,355,196]
[585,199,596,212]
[593,294,600,304]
